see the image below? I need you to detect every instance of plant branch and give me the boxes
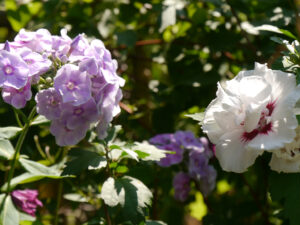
[6,107,36,193]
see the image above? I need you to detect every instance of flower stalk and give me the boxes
[6,106,36,193]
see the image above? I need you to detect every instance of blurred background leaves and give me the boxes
[0,0,299,224]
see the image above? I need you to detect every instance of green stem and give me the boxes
[54,180,63,225]
[6,107,36,193]
[13,108,23,128]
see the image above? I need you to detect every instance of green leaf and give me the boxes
[64,193,87,203]
[19,212,35,222]
[0,139,15,160]
[269,172,300,225]
[145,221,167,225]
[0,127,22,139]
[62,149,107,175]
[279,29,297,40]
[31,115,50,126]
[116,30,137,48]
[115,165,129,173]
[160,5,176,32]
[100,176,152,224]
[132,141,169,161]
[1,172,66,191]
[0,195,20,225]
[19,158,61,176]
[185,112,204,125]
[104,125,122,144]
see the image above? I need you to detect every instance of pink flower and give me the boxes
[11,189,43,217]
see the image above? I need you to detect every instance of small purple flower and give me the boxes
[54,64,91,106]
[11,189,43,217]
[35,88,63,120]
[19,48,52,77]
[174,131,204,152]
[50,119,90,146]
[157,143,184,167]
[0,50,29,89]
[198,166,217,197]
[149,133,175,146]
[51,29,72,61]
[150,133,184,167]
[188,150,210,179]
[14,29,52,53]
[79,58,98,75]
[2,80,32,109]
[173,172,191,202]
[61,98,99,130]
[68,34,89,61]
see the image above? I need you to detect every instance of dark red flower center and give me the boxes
[241,101,275,142]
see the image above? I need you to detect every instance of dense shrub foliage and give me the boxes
[1,0,300,225]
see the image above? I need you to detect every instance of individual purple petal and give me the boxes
[50,119,90,146]
[61,98,99,130]
[51,29,72,61]
[14,29,52,53]
[174,131,204,152]
[188,150,210,179]
[19,48,52,76]
[149,133,176,146]
[0,50,29,89]
[173,172,191,202]
[54,64,91,106]
[2,80,32,109]
[198,166,217,197]
[11,189,43,217]
[79,57,98,75]
[35,88,63,120]
[68,34,89,61]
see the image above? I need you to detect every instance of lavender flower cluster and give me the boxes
[0,29,124,146]
[149,131,217,201]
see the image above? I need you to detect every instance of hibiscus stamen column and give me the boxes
[6,107,36,193]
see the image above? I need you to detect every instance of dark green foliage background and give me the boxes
[0,0,299,224]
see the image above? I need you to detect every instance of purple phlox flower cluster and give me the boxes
[0,30,52,108]
[1,29,124,146]
[11,189,43,217]
[150,131,217,200]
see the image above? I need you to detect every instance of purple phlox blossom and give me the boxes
[50,118,90,146]
[51,29,72,62]
[157,143,183,167]
[149,133,176,146]
[68,34,89,62]
[2,80,32,109]
[95,83,123,139]
[188,150,210,179]
[199,137,215,158]
[0,50,29,89]
[35,88,63,120]
[174,131,204,152]
[60,98,98,130]
[173,172,191,202]
[149,133,184,167]
[198,166,217,197]
[14,29,52,53]
[54,64,91,106]
[79,57,98,75]
[18,48,52,77]
[11,189,43,217]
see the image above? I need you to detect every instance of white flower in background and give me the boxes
[269,126,300,173]
[202,63,300,173]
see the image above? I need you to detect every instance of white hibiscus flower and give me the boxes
[269,126,300,173]
[202,63,300,172]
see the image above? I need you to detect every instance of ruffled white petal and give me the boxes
[269,153,300,173]
[215,129,262,173]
